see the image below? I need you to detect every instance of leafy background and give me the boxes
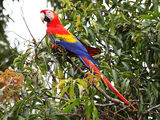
[0,0,160,120]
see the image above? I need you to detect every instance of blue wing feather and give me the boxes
[60,40,99,65]
[50,36,99,65]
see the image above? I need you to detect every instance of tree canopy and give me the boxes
[0,0,160,120]
[0,0,18,71]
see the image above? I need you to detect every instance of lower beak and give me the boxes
[40,13,45,23]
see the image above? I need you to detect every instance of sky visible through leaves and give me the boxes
[3,0,51,51]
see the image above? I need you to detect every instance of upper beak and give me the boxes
[40,12,45,23]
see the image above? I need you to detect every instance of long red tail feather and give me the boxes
[82,57,137,111]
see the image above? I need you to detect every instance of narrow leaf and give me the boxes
[69,85,74,99]
[60,86,70,99]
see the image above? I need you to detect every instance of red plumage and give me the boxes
[41,9,137,111]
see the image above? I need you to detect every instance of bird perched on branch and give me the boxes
[40,9,137,111]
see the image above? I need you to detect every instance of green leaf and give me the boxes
[69,85,74,99]
[151,46,160,52]
[18,116,26,120]
[63,99,80,112]
[141,15,155,20]
[88,29,96,43]
[119,12,130,22]
[8,90,20,95]
[122,62,130,71]
[76,79,89,94]
[76,79,87,88]
[77,84,83,98]
[112,69,117,83]
[152,0,158,10]
[60,86,70,99]
[83,25,89,37]
[55,78,72,89]
[85,101,92,119]
[151,84,159,99]
[16,100,25,117]
[92,105,99,120]
[121,71,134,78]
[101,62,112,71]
[22,66,33,71]
[156,22,160,30]
[109,13,115,35]
[122,78,129,89]
[117,49,121,56]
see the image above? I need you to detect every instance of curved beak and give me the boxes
[40,12,45,23]
[40,12,51,23]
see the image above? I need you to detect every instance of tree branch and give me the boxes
[21,8,36,45]
[55,113,81,117]
[36,34,47,48]
[93,83,133,112]
[108,109,127,120]
[34,34,47,59]
[66,57,85,74]
[7,31,29,42]
[44,92,69,101]
[95,103,115,107]
[143,104,160,115]
[94,83,124,104]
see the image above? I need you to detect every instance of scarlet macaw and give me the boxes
[40,9,137,111]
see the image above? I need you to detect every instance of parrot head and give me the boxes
[40,9,61,25]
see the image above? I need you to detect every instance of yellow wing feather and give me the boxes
[55,33,77,43]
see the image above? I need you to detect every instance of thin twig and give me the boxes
[108,109,127,120]
[143,104,160,115]
[98,108,127,120]
[34,34,47,59]
[96,39,106,48]
[44,92,69,101]
[93,83,133,112]
[36,34,47,48]
[108,0,122,12]
[95,103,115,107]
[67,57,85,74]
[7,31,29,41]
[116,103,136,113]
[55,113,81,117]
[20,7,37,46]
[93,83,124,104]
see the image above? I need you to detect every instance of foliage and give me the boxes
[0,0,18,71]
[0,69,24,102]
[0,0,160,120]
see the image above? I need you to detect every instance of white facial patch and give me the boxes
[45,10,54,21]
